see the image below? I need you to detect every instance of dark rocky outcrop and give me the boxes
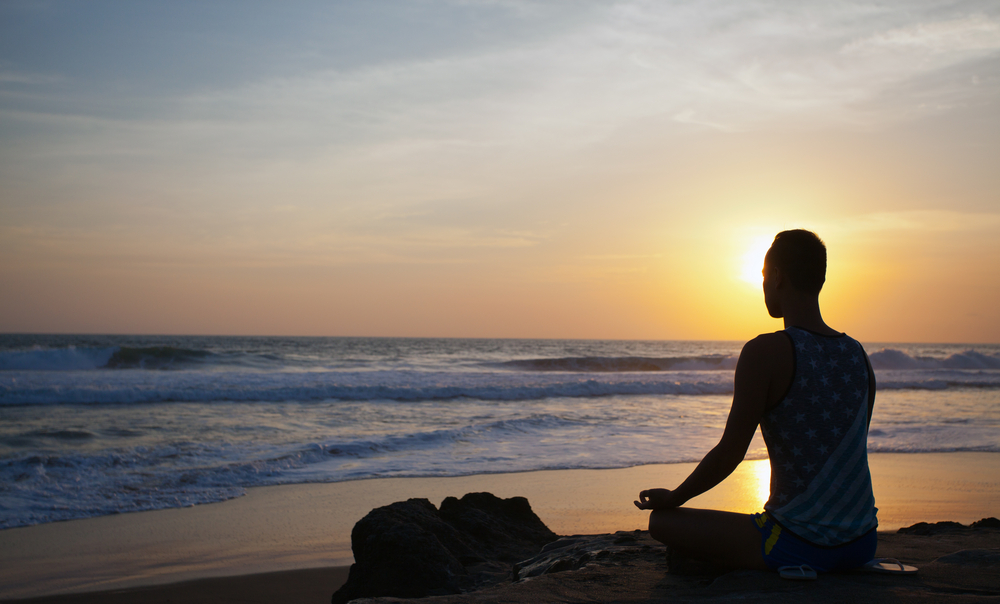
[971,517,1000,529]
[512,530,656,580]
[898,517,1000,535]
[338,528,1000,604]
[438,492,559,564]
[331,493,557,604]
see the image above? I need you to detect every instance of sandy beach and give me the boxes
[2,451,998,602]
[5,1,1000,601]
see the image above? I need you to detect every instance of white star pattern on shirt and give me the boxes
[763,330,873,519]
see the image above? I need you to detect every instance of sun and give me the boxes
[740,236,774,284]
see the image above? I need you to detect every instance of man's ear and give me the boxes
[768,265,783,287]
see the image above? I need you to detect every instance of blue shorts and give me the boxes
[751,512,876,572]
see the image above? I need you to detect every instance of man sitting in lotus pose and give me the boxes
[635,229,877,572]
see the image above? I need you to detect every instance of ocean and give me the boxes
[1,334,998,530]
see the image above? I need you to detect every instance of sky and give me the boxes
[1,0,998,342]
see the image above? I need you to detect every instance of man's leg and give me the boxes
[648,507,768,570]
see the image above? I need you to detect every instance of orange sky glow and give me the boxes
[1,3,998,343]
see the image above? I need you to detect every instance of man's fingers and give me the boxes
[635,488,653,509]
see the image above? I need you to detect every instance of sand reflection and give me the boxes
[685,458,771,514]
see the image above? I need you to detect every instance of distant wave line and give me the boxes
[493,355,738,372]
[4,346,997,373]
[2,376,997,406]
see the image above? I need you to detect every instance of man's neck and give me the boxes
[781,296,839,336]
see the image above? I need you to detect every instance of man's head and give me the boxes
[763,230,827,295]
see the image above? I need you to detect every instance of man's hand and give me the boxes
[634,488,679,510]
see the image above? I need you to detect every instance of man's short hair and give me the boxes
[765,230,826,294]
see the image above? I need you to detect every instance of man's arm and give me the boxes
[635,333,788,510]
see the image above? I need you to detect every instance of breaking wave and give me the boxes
[0,371,736,405]
[869,348,1000,370]
[0,347,117,371]
[0,346,212,371]
[495,355,738,372]
[3,368,998,407]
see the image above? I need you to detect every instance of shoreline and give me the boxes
[2,452,998,600]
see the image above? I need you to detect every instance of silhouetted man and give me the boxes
[635,229,877,572]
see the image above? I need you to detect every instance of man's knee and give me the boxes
[647,508,678,544]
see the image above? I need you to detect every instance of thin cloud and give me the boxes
[829,210,1000,234]
[843,14,1000,54]
[6,1,1000,171]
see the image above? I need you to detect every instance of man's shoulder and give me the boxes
[743,331,792,355]
[738,331,793,369]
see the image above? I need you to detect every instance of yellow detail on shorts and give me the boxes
[764,524,782,556]
[755,513,768,528]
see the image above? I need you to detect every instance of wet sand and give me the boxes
[4,567,350,604]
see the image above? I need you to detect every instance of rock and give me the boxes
[439,492,557,563]
[898,520,971,535]
[331,493,557,604]
[898,517,1000,535]
[512,530,654,580]
[332,498,469,603]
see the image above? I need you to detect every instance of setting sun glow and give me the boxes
[0,3,998,343]
[740,237,774,285]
